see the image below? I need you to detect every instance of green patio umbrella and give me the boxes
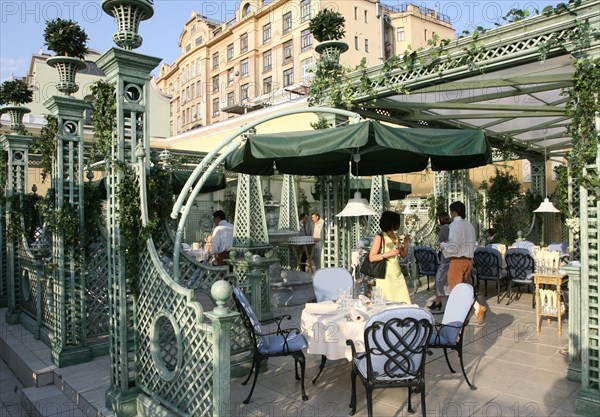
[225,120,492,176]
[88,171,226,197]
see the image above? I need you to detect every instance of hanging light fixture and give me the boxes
[533,134,560,213]
[336,154,377,217]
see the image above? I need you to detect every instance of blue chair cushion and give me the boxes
[258,332,308,354]
[429,321,463,345]
[233,288,270,349]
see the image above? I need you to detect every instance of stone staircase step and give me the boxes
[21,385,84,417]
[0,322,55,388]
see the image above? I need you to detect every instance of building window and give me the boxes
[191,105,197,120]
[301,57,313,82]
[186,43,191,52]
[212,75,220,93]
[227,91,235,107]
[283,11,292,34]
[195,36,203,46]
[263,22,271,44]
[283,40,293,63]
[227,43,234,61]
[191,24,196,34]
[365,39,369,52]
[364,10,368,23]
[283,67,294,87]
[397,27,405,42]
[196,81,202,97]
[191,83,196,97]
[240,32,249,53]
[355,36,359,50]
[197,103,201,118]
[301,0,311,22]
[263,76,272,94]
[227,68,234,85]
[240,58,249,77]
[301,29,312,51]
[196,59,202,75]
[241,83,249,101]
[212,52,219,70]
[354,7,358,20]
[212,98,220,116]
[263,50,272,72]
[424,29,427,41]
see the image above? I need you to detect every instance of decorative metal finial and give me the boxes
[31,184,38,194]
[159,149,172,163]
[102,0,155,50]
[86,169,95,182]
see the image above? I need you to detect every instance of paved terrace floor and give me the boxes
[1,284,580,417]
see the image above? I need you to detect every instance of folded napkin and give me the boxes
[358,295,372,305]
[304,301,337,314]
[349,307,370,322]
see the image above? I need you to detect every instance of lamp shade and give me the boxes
[336,191,378,217]
[533,198,560,213]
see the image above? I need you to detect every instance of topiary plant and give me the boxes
[44,18,89,59]
[0,78,33,106]
[309,9,346,42]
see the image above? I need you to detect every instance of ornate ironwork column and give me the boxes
[43,96,91,366]
[96,47,161,416]
[0,133,33,324]
[231,173,273,319]
[530,157,546,198]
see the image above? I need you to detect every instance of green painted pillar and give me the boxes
[320,175,351,269]
[44,96,92,367]
[0,133,33,325]
[563,264,581,382]
[204,280,238,417]
[96,47,161,417]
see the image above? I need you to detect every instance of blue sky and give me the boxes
[1,0,562,82]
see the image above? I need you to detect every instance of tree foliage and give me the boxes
[487,169,524,243]
[44,18,89,58]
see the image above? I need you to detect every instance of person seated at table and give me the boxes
[206,210,234,266]
[369,211,411,304]
[486,228,496,244]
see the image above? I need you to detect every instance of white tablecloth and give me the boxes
[301,302,419,361]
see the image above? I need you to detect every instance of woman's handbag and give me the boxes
[360,233,387,279]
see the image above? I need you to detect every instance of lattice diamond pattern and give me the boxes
[367,175,390,237]
[233,174,268,249]
[136,247,216,416]
[278,174,299,231]
[85,239,109,339]
[352,28,574,95]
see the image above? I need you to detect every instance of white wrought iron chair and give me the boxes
[311,267,353,383]
[428,283,477,389]
[312,267,353,302]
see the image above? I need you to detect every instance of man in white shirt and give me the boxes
[207,210,234,265]
[441,201,486,323]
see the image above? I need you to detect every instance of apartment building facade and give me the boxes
[156,0,455,136]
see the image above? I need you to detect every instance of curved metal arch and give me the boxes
[170,107,362,280]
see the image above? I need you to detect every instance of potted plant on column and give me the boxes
[309,8,348,62]
[0,78,33,132]
[44,18,89,95]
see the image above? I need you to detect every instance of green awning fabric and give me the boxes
[88,171,226,197]
[170,171,226,194]
[226,120,492,176]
